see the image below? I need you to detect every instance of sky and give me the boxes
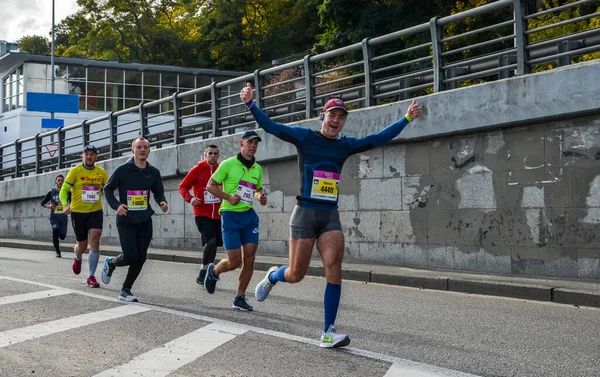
[1,0,80,42]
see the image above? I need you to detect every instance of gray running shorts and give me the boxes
[289,205,342,239]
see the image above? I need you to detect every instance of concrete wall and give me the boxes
[1,60,599,279]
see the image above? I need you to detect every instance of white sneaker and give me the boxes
[255,266,278,302]
[319,325,350,348]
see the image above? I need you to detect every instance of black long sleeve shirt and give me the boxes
[41,189,71,216]
[104,158,167,224]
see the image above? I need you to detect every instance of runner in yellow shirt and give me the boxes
[60,145,108,288]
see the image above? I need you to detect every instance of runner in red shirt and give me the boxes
[179,144,223,286]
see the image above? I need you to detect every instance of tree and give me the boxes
[197,0,322,70]
[314,0,456,52]
[55,0,210,66]
[527,0,600,71]
[17,35,51,55]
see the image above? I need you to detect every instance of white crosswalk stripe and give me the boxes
[0,289,70,305]
[0,276,480,377]
[93,323,247,377]
[384,362,474,377]
[0,304,150,348]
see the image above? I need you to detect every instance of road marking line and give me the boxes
[384,362,475,377]
[93,323,247,377]
[0,304,150,348]
[0,276,479,377]
[0,289,70,305]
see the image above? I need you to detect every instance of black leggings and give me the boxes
[111,219,153,290]
[52,229,66,253]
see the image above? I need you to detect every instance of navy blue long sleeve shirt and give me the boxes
[249,104,410,210]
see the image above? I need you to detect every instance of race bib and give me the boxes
[55,205,64,213]
[237,180,256,204]
[127,190,148,211]
[204,188,220,204]
[310,170,340,202]
[82,186,100,203]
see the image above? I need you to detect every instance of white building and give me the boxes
[0,53,246,147]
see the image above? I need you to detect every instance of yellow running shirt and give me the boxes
[61,164,108,213]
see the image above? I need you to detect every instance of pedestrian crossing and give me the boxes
[0,276,480,377]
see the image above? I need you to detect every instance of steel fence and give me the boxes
[1,0,599,180]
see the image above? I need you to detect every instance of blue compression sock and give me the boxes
[324,282,341,333]
[268,266,288,284]
[88,251,100,276]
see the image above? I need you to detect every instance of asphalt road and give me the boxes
[1,246,599,377]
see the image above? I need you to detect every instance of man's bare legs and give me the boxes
[209,243,257,310]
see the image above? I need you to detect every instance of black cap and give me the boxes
[241,130,262,142]
[83,144,98,153]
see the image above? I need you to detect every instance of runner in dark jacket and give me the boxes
[101,137,168,302]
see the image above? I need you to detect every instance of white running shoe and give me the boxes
[319,325,350,348]
[255,266,278,302]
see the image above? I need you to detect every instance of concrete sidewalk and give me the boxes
[2,238,600,309]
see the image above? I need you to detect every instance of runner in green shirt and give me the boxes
[203,130,267,311]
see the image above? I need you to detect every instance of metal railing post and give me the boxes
[138,103,149,138]
[430,17,444,92]
[82,120,90,147]
[172,93,182,144]
[513,0,530,75]
[108,112,117,158]
[303,54,315,119]
[558,40,584,66]
[253,69,263,109]
[210,82,220,137]
[362,38,374,107]
[14,140,21,177]
[447,67,469,90]
[35,133,41,174]
[57,126,64,169]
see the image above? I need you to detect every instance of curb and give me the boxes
[2,240,600,309]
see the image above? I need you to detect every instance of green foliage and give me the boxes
[443,0,514,64]
[13,0,596,76]
[55,0,209,66]
[315,0,456,52]
[17,35,51,55]
[528,0,600,72]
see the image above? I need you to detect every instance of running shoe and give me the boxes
[203,263,219,294]
[232,295,253,311]
[255,266,278,302]
[119,289,138,302]
[55,250,61,258]
[72,245,82,275]
[86,276,100,288]
[101,257,115,285]
[196,268,207,286]
[319,325,351,348]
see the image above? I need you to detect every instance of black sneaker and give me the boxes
[204,263,219,294]
[232,295,253,311]
[119,289,138,302]
[55,250,61,258]
[196,268,207,286]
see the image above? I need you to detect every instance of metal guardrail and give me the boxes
[1,0,599,180]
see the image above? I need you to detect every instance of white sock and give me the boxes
[74,245,83,261]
